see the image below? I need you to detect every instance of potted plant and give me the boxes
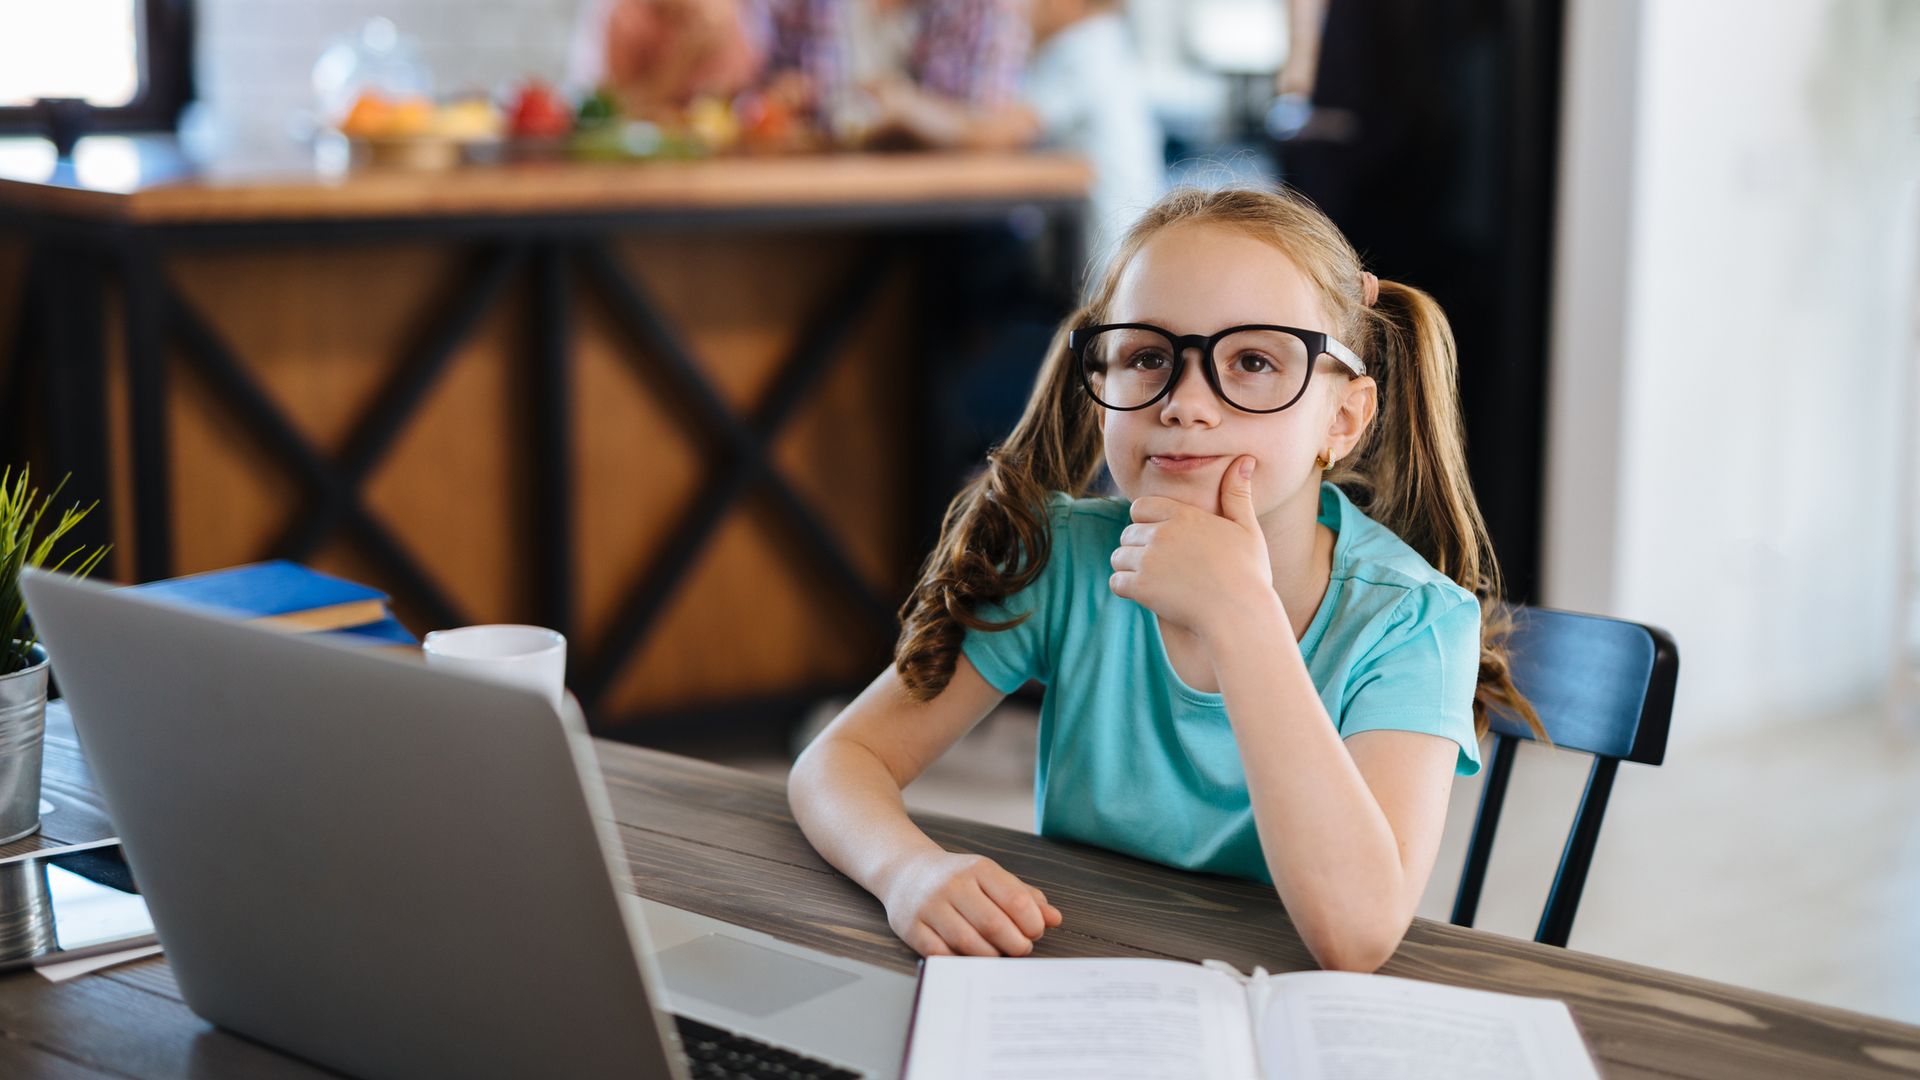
[0,467,109,842]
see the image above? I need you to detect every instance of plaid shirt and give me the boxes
[910,0,1032,107]
[742,0,852,105]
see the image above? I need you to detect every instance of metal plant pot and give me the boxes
[0,856,54,963]
[0,643,49,844]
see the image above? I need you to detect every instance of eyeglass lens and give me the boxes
[1081,327,1312,411]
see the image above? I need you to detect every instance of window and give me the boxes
[0,0,193,134]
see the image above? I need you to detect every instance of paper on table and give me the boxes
[1256,971,1601,1080]
[36,944,164,984]
[904,956,1261,1080]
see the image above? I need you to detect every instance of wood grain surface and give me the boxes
[3,703,1917,1079]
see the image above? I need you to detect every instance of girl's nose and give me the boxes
[1159,347,1220,425]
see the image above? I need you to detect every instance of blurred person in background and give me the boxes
[747,0,857,125]
[571,0,865,129]
[861,0,1032,128]
[1276,0,1327,99]
[567,0,761,120]
[864,0,1165,264]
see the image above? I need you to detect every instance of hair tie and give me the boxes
[1360,271,1380,308]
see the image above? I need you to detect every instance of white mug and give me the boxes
[422,625,567,709]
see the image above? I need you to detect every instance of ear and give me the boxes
[1327,375,1377,460]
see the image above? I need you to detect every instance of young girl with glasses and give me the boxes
[787,185,1543,973]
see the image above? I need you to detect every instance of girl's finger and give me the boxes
[952,881,1034,956]
[907,920,954,957]
[1029,886,1064,926]
[926,903,1005,958]
[1109,571,1136,599]
[1130,496,1179,523]
[1109,546,1142,573]
[978,870,1047,940]
[1118,522,1156,547]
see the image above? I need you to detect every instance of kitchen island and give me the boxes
[0,136,1090,743]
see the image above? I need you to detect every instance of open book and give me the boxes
[902,956,1600,1080]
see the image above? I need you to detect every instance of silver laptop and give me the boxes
[20,568,915,1080]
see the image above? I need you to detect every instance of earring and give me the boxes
[1318,447,1337,471]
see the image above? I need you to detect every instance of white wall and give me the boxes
[1545,0,1920,744]
[190,0,582,153]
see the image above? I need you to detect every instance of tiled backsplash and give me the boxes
[193,0,582,151]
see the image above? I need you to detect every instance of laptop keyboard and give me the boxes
[672,1014,864,1080]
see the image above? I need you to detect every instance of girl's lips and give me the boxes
[1147,454,1222,474]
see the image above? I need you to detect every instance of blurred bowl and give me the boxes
[501,135,572,163]
[350,134,499,170]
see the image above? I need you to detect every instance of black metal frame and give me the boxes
[0,0,196,136]
[1069,322,1364,414]
[1449,606,1679,948]
[0,194,1086,743]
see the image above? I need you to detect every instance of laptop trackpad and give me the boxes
[652,934,859,1018]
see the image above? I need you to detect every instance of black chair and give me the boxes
[1449,606,1679,947]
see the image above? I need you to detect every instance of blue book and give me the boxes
[324,615,419,646]
[127,561,392,633]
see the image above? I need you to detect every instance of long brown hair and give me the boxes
[894,186,1542,742]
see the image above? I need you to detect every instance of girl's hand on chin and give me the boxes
[1109,454,1275,639]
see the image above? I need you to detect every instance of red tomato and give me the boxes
[509,81,574,139]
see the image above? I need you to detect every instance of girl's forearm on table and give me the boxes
[787,737,945,900]
[1202,597,1414,971]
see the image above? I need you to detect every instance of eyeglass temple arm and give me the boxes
[1325,337,1366,376]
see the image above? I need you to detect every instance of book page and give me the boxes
[1256,971,1600,1080]
[903,956,1260,1080]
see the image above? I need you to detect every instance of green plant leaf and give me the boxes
[0,465,111,673]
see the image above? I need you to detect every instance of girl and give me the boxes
[787,185,1542,973]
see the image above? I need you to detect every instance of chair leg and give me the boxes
[1536,755,1619,947]
[1451,733,1517,928]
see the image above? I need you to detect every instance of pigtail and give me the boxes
[893,312,1107,700]
[1337,280,1545,743]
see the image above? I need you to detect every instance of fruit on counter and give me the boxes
[733,92,794,149]
[507,80,575,139]
[432,98,503,140]
[337,77,823,157]
[565,89,723,160]
[386,96,434,136]
[686,96,739,151]
[338,94,391,137]
[568,119,705,162]
[340,91,437,138]
[338,91,501,141]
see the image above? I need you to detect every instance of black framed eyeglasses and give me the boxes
[1069,322,1367,413]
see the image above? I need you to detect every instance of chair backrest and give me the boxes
[1449,606,1679,947]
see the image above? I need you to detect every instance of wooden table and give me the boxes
[0,139,1090,746]
[4,702,1919,1078]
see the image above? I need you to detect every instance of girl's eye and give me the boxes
[1126,350,1170,371]
[1231,352,1275,374]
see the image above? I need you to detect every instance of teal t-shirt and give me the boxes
[959,481,1483,885]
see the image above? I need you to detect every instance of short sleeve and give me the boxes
[1338,586,1484,777]
[959,495,1074,694]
